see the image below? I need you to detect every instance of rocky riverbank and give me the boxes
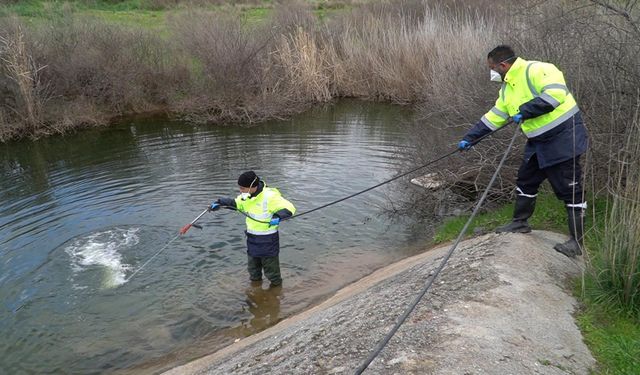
[164,231,595,374]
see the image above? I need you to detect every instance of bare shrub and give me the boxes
[33,13,184,113]
[0,11,189,139]
[170,10,301,123]
[270,1,318,34]
[0,22,50,135]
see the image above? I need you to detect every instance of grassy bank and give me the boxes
[433,190,567,244]
[577,303,640,374]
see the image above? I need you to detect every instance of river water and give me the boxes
[0,101,439,374]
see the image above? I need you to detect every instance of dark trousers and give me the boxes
[516,154,584,204]
[247,255,282,286]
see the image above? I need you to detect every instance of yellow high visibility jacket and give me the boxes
[481,57,579,138]
[235,182,296,235]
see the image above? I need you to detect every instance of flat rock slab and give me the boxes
[411,173,445,190]
[165,231,595,375]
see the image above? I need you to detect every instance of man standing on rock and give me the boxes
[458,45,588,257]
[212,171,296,286]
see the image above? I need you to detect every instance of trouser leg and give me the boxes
[247,254,263,281]
[545,156,585,206]
[261,255,282,286]
[496,155,545,233]
[546,156,586,257]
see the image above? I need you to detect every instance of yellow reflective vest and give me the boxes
[235,183,296,235]
[482,57,579,138]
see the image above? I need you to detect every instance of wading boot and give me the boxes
[495,195,536,234]
[554,206,584,257]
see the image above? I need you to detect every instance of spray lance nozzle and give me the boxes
[179,208,210,235]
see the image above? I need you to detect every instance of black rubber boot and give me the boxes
[495,195,536,234]
[554,206,584,257]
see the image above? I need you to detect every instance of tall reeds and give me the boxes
[595,99,640,314]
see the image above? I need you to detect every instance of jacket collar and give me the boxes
[504,57,528,83]
[250,180,265,199]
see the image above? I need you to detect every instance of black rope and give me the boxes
[220,123,513,225]
[353,123,519,374]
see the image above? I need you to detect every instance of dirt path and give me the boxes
[164,231,595,374]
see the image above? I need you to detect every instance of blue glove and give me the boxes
[208,202,220,212]
[458,140,471,151]
[269,217,281,226]
[512,113,523,124]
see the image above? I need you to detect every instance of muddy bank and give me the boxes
[164,231,595,374]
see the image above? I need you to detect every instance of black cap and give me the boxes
[238,171,259,188]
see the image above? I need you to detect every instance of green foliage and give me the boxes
[2,1,159,16]
[0,0,46,17]
[0,1,289,27]
[577,305,640,375]
[0,0,150,19]
[242,6,271,23]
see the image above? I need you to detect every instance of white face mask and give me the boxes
[489,55,516,82]
[490,69,502,82]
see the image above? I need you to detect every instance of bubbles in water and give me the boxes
[65,228,139,289]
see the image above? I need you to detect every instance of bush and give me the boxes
[0,19,49,138]
[169,10,294,123]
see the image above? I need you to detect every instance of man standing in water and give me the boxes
[458,45,588,257]
[212,171,295,286]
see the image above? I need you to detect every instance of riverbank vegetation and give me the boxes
[0,0,498,141]
[2,0,639,372]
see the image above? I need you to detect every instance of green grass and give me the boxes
[433,190,640,374]
[242,6,271,23]
[90,8,165,28]
[577,305,640,374]
[1,1,159,16]
[432,189,566,243]
[0,0,349,25]
[0,1,259,26]
[0,1,166,27]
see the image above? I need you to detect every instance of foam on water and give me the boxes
[65,228,139,288]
